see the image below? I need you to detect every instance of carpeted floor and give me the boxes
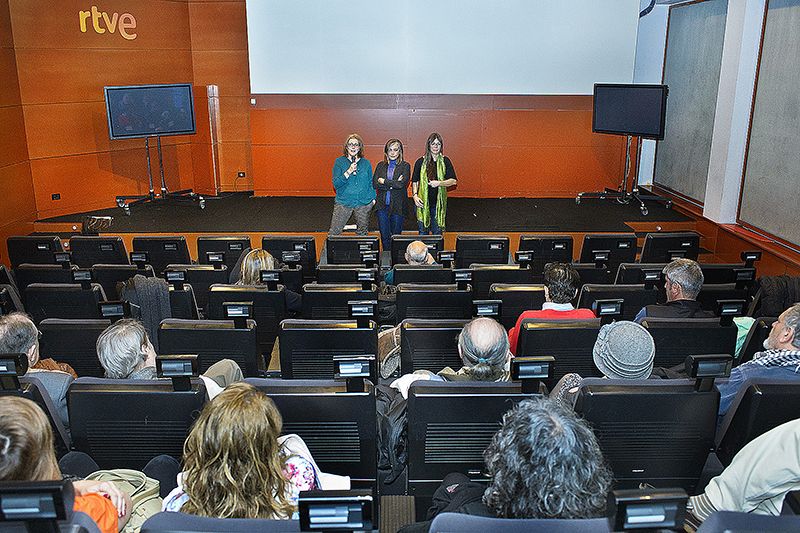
[40,192,691,233]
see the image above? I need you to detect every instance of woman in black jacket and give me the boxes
[373,139,411,250]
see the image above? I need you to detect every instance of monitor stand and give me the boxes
[575,135,671,216]
[115,136,205,215]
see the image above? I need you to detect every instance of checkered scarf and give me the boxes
[749,349,800,370]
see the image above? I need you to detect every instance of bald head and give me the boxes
[458,317,510,367]
[405,241,433,265]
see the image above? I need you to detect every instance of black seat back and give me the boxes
[301,283,377,319]
[737,316,776,365]
[168,285,200,320]
[390,235,443,265]
[575,378,718,491]
[278,319,378,379]
[24,283,105,324]
[206,284,286,359]
[39,318,111,377]
[400,319,467,375]
[92,264,155,300]
[571,263,614,288]
[261,235,317,281]
[69,236,129,267]
[245,378,377,485]
[6,377,71,456]
[615,262,668,284]
[392,265,453,284]
[159,318,262,377]
[639,231,700,263]
[468,264,533,300]
[488,284,546,329]
[164,264,229,313]
[68,377,206,469]
[696,284,750,313]
[0,265,17,291]
[316,265,378,284]
[578,284,659,321]
[578,233,637,271]
[132,236,191,275]
[517,235,574,280]
[517,319,601,381]
[0,284,24,315]
[14,264,75,296]
[455,235,509,268]
[7,236,63,268]
[325,235,379,264]
[396,284,472,321]
[715,380,800,466]
[197,235,251,272]
[642,318,737,369]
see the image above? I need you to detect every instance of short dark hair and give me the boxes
[483,397,612,519]
[543,262,581,304]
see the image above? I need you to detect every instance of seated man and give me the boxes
[390,317,510,399]
[634,258,714,323]
[0,312,73,429]
[715,303,800,421]
[508,262,595,355]
[96,318,243,399]
[384,240,436,285]
[685,418,800,530]
[399,397,613,532]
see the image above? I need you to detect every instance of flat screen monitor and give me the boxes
[104,84,196,139]
[592,84,668,140]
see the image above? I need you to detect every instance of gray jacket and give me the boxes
[24,370,74,429]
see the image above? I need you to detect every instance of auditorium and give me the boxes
[1,1,800,531]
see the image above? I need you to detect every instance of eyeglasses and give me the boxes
[347,142,361,147]
[429,140,442,146]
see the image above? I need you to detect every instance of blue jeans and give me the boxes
[376,207,404,250]
[417,208,442,235]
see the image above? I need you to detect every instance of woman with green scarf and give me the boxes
[411,133,457,235]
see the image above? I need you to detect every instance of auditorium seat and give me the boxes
[197,235,251,272]
[38,318,111,378]
[245,378,377,487]
[695,511,800,532]
[68,377,207,470]
[0,265,16,291]
[574,378,718,491]
[141,512,299,533]
[577,284,659,321]
[68,236,129,267]
[570,263,615,286]
[406,381,533,519]
[578,233,637,271]
[301,283,377,320]
[516,319,601,381]
[390,234,444,265]
[13,264,75,300]
[278,319,378,380]
[399,319,467,375]
[0,284,24,315]
[468,264,533,299]
[395,283,472,321]
[392,264,453,284]
[168,285,201,320]
[132,236,191,276]
[0,481,102,533]
[737,316,776,365]
[696,284,751,314]
[316,264,378,284]
[325,235,380,265]
[7,235,63,269]
[158,318,262,377]
[517,234,574,280]
[164,264,229,313]
[261,234,317,281]
[92,264,156,300]
[714,379,800,466]
[641,317,737,369]
[24,283,106,324]
[639,231,701,263]
[429,513,610,533]
[455,235,510,268]
[488,284,547,329]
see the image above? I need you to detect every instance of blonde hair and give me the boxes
[238,249,276,286]
[180,383,294,519]
[0,396,60,482]
[342,133,364,158]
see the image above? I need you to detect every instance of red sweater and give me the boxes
[508,308,597,355]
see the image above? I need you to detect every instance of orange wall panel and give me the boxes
[188,1,248,51]
[0,161,36,228]
[191,50,250,96]
[0,105,28,167]
[0,48,21,106]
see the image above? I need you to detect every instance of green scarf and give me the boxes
[417,156,447,230]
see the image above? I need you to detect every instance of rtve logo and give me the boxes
[79,6,137,40]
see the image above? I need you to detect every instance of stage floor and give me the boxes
[40,192,691,233]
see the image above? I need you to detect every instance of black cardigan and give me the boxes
[373,160,412,216]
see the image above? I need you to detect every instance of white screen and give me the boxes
[246,0,640,95]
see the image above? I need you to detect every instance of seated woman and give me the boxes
[163,382,325,518]
[236,248,302,314]
[0,396,131,533]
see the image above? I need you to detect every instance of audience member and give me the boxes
[96,319,243,399]
[383,240,436,285]
[715,303,800,421]
[550,320,656,407]
[0,396,131,533]
[634,258,713,323]
[412,132,457,235]
[390,317,510,399]
[162,382,344,518]
[399,397,613,532]
[508,262,595,354]
[685,418,800,530]
[329,133,376,236]
[0,312,73,428]
[236,248,301,313]
[373,138,411,250]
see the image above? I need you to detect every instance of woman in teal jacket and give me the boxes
[328,133,376,235]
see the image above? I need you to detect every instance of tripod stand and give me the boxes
[115,136,205,215]
[576,134,671,216]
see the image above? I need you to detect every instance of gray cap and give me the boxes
[593,321,655,380]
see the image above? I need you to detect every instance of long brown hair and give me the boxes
[423,132,444,166]
[0,396,61,482]
[238,248,277,286]
[180,383,294,519]
[383,138,404,164]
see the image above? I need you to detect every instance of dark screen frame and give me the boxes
[104,83,196,140]
[592,83,668,140]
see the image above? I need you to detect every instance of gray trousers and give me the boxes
[329,201,373,235]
